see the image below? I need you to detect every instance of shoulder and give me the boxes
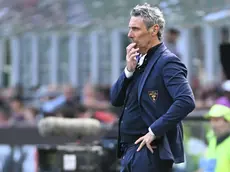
[158,49,188,77]
[162,49,180,62]
[159,49,185,67]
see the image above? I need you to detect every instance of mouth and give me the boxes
[129,39,135,43]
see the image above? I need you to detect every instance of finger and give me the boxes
[127,52,139,62]
[137,140,146,152]
[127,42,136,50]
[126,51,138,61]
[146,143,154,153]
[126,47,139,61]
[129,53,139,62]
[135,136,144,144]
[126,43,136,53]
[128,48,139,57]
[127,52,138,61]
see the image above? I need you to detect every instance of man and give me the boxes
[110,3,195,172]
[164,28,181,58]
[198,104,230,172]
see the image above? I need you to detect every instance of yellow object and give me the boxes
[201,135,230,172]
[205,104,230,122]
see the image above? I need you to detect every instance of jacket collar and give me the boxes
[138,43,168,103]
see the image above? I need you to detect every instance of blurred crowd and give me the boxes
[0,80,229,128]
[0,82,119,127]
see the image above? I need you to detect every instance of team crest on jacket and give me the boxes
[148,90,158,102]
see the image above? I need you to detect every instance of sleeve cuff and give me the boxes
[148,127,156,138]
[124,67,134,78]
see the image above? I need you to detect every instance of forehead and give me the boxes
[128,16,145,28]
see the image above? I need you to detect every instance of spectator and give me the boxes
[75,105,88,118]
[39,84,79,114]
[56,106,75,118]
[61,84,79,108]
[8,97,25,123]
[198,104,230,172]
[23,106,39,125]
[0,108,10,127]
[164,28,181,57]
[216,80,230,107]
[82,83,110,110]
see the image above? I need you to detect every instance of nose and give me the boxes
[128,30,133,38]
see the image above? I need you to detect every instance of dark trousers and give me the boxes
[120,144,173,172]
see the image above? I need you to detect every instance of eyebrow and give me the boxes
[129,26,141,29]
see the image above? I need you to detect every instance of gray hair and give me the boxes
[130,3,165,41]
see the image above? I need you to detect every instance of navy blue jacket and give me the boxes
[110,43,195,163]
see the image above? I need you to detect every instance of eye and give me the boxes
[132,27,139,31]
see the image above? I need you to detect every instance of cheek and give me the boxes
[135,32,151,47]
[210,121,219,129]
[142,34,152,42]
[137,37,149,45]
[210,122,216,129]
[213,121,225,130]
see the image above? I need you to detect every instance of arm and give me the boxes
[42,95,66,112]
[110,42,139,107]
[150,58,195,137]
[110,68,133,107]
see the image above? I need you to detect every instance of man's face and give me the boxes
[166,32,179,44]
[128,16,153,51]
[210,117,230,137]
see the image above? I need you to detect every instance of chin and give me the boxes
[135,44,142,49]
[133,42,138,48]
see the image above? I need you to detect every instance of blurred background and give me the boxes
[0,0,230,172]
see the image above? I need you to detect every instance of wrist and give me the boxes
[148,127,156,139]
[126,66,134,72]
[124,67,134,78]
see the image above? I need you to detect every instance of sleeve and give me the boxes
[150,57,196,137]
[110,70,133,107]
[124,67,134,78]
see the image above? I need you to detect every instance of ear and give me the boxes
[152,24,160,36]
[150,28,156,36]
[149,27,154,36]
[151,25,159,36]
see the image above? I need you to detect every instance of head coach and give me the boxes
[110,3,196,172]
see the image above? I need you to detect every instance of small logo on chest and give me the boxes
[148,90,158,102]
